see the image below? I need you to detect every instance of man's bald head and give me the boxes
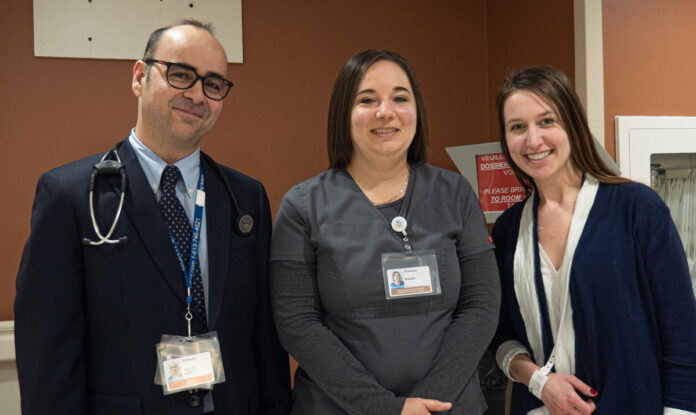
[142,20,226,78]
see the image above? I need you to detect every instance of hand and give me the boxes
[400,397,453,415]
[541,373,598,415]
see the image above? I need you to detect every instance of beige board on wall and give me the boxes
[33,0,243,63]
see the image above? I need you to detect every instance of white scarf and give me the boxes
[513,175,599,375]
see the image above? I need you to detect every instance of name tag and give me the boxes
[387,265,433,297]
[382,249,441,300]
[163,352,215,393]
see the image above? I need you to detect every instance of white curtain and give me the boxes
[655,175,696,297]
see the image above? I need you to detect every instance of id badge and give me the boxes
[382,249,441,299]
[154,331,226,395]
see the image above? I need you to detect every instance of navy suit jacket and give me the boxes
[15,140,291,414]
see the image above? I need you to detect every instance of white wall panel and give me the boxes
[34,0,243,62]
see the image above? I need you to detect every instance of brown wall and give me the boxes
[0,1,573,322]
[486,0,575,139]
[603,0,696,157]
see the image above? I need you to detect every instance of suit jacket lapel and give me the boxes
[118,140,187,303]
[201,154,231,330]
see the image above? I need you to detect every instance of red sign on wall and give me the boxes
[476,153,526,213]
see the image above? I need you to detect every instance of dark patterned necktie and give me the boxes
[159,165,208,334]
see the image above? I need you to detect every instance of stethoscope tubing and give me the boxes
[87,187,126,245]
[83,147,128,245]
[201,152,254,236]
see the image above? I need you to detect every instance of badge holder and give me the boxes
[382,216,441,300]
[154,331,225,395]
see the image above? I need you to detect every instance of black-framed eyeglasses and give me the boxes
[144,59,233,101]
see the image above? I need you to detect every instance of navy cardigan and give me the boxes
[491,182,696,414]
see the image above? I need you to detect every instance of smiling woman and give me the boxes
[502,89,577,192]
[348,60,417,183]
[490,66,696,415]
[269,49,501,415]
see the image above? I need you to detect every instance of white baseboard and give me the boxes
[0,321,15,362]
[0,321,20,415]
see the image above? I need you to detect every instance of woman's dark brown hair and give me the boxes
[496,65,629,195]
[327,50,428,168]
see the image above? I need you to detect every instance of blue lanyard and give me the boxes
[165,166,205,308]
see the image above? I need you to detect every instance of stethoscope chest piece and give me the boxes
[236,212,254,236]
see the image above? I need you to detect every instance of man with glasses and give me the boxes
[15,20,291,415]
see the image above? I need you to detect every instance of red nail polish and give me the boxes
[590,389,598,395]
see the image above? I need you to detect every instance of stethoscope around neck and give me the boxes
[83,148,128,245]
[82,143,254,246]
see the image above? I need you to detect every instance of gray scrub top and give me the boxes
[271,162,494,414]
